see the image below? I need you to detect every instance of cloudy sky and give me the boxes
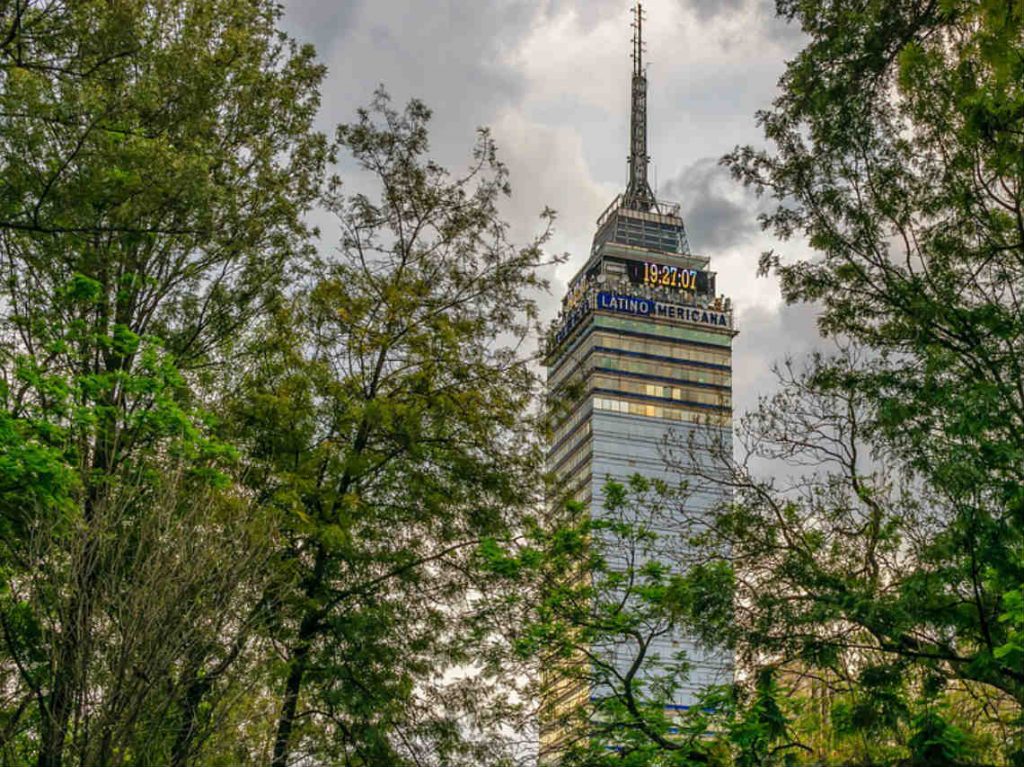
[279,0,824,417]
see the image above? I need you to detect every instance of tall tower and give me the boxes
[544,1,735,749]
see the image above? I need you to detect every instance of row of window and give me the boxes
[550,374,729,457]
[611,218,684,254]
[597,315,732,348]
[549,314,732,375]
[593,374,732,408]
[547,328,596,387]
[547,333,731,393]
[595,332,731,367]
[549,421,591,467]
[594,396,732,426]
[561,457,592,495]
[593,354,731,388]
[541,677,590,723]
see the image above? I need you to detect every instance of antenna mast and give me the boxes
[623,2,657,212]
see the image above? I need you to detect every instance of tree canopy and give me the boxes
[722,0,1024,717]
[0,3,552,765]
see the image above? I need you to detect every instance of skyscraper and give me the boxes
[543,0,735,745]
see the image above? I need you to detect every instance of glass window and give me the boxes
[594,332,731,368]
[594,395,731,426]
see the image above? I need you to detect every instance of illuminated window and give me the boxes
[594,395,731,426]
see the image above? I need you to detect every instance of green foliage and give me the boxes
[726,670,794,767]
[528,2,1021,764]
[2,0,1017,765]
[995,580,1024,668]
[0,1,325,764]
[831,665,910,739]
[719,0,1024,763]
[907,708,970,767]
[227,90,555,767]
[0,7,554,760]
[2,2,552,765]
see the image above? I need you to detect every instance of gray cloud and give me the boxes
[757,2,808,46]
[682,0,746,22]
[730,300,839,482]
[283,0,539,168]
[675,0,800,37]
[661,157,768,252]
[548,0,626,31]
[732,300,823,414]
[672,0,805,50]
[279,0,360,57]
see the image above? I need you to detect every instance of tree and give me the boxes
[716,0,1023,761]
[229,90,555,767]
[0,1,326,764]
[667,353,1017,765]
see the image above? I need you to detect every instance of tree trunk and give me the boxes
[270,544,327,767]
[38,381,118,767]
[36,661,73,767]
[37,534,97,767]
[170,671,209,767]
[270,615,317,767]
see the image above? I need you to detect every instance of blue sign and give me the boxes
[596,291,729,329]
[596,292,653,316]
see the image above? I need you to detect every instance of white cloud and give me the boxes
[490,108,616,293]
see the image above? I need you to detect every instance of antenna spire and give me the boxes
[624,2,657,212]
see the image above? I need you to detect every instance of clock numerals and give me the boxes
[642,261,696,291]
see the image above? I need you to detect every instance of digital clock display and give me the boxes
[626,260,710,293]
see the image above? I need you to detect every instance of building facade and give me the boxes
[542,1,736,747]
